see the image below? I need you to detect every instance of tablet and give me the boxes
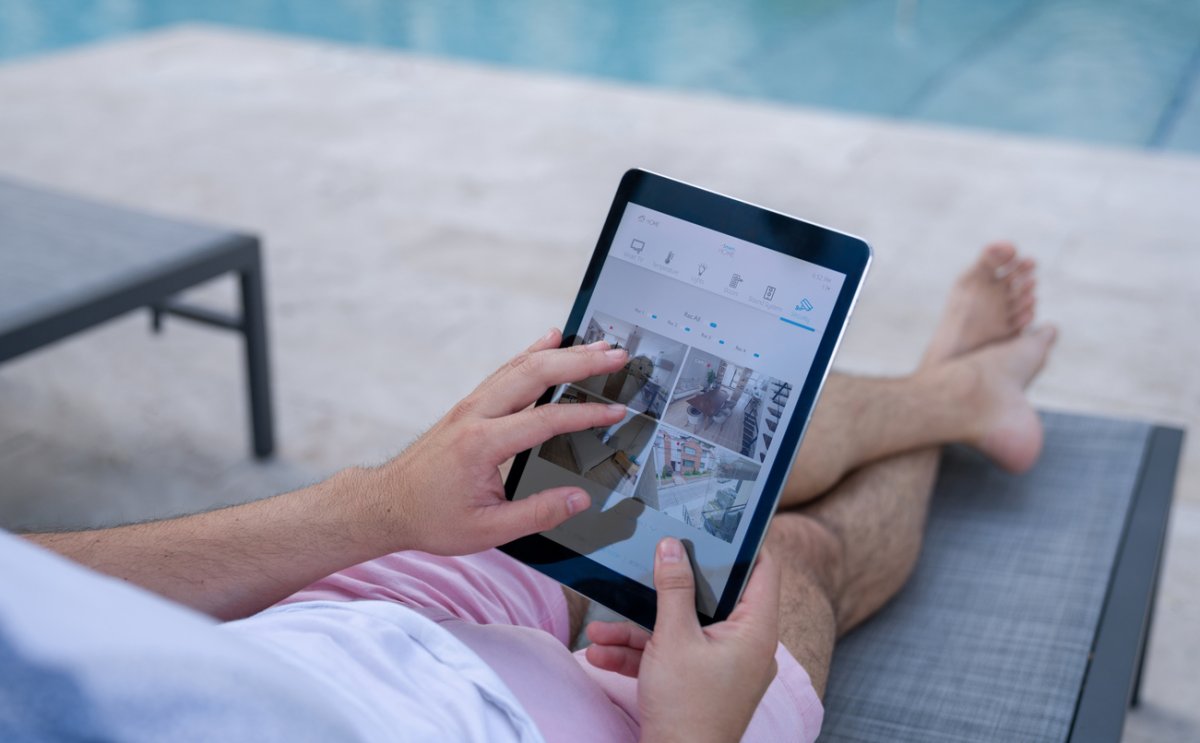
[501,169,871,627]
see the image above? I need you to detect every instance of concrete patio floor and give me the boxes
[0,26,1196,741]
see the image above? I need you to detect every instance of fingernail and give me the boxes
[659,538,683,563]
[586,340,609,350]
[543,328,558,341]
[605,348,627,360]
[607,403,626,415]
[566,490,590,515]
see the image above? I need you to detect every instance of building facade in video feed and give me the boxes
[634,425,761,543]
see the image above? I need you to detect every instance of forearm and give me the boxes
[25,467,396,621]
[21,335,629,622]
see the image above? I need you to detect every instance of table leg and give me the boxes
[240,249,275,459]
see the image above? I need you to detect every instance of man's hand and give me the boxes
[585,538,781,743]
[361,328,629,556]
[27,328,627,620]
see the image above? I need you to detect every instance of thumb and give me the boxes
[486,486,590,542]
[652,538,702,638]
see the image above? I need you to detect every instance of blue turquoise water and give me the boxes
[1,0,1197,152]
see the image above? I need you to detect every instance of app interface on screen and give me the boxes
[513,203,846,614]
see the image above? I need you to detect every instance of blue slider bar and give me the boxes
[780,316,815,331]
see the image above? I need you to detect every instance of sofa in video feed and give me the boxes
[633,425,762,543]
[663,348,792,463]
[574,312,686,419]
[537,386,659,497]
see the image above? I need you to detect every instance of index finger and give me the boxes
[472,343,629,417]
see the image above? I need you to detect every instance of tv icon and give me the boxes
[631,239,645,254]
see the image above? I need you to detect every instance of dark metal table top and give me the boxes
[0,178,249,338]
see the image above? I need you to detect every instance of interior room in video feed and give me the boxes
[574,312,686,419]
[544,324,789,544]
[662,347,792,464]
[537,386,659,498]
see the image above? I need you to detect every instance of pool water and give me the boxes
[1,0,1197,152]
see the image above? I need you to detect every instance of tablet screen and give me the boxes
[510,201,846,615]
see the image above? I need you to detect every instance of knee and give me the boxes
[784,444,843,506]
[562,587,589,646]
[764,513,845,608]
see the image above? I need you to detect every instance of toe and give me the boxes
[1010,291,1036,315]
[1011,308,1035,330]
[999,256,1036,282]
[1032,324,1058,347]
[1009,275,1037,299]
[1023,324,1058,361]
[981,242,1017,273]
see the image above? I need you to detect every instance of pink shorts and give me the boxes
[280,550,823,742]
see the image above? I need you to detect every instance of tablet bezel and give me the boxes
[501,168,872,628]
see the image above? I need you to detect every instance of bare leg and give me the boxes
[767,449,939,695]
[576,245,1051,687]
[765,243,1052,696]
[797,450,941,637]
[784,244,1040,505]
[783,373,960,505]
[770,321,1055,695]
[563,587,589,645]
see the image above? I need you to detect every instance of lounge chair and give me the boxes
[820,411,1183,742]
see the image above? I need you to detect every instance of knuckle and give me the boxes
[506,351,530,370]
[531,403,559,429]
[509,351,541,377]
[655,571,695,594]
[568,343,607,368]
[544,404,583,436]
[455,420,488,450]
[449,396,477,420]
[553,404,602,435]
[589,402,618,423]
[532,496,562,529]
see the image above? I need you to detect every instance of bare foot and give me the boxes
[950,325,1058,473]
[922,242,1038,367]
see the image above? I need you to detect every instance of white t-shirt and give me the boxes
[0,530,542,742]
